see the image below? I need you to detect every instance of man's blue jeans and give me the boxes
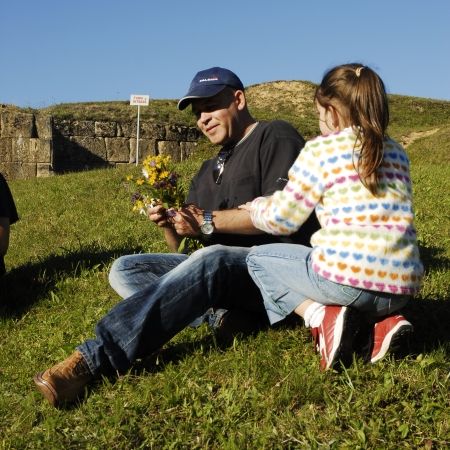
[109,252,189,299]
[108,252,226,327]
[78,245,265,376]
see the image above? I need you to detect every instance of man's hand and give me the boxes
[146,204,173,228]
[171,204,203,237]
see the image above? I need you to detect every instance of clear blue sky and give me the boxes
[1,0,449,108]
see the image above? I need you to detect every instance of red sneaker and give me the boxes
[310,305,359,371]
[370,314,413,363]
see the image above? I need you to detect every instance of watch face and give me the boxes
[200,222,214,235]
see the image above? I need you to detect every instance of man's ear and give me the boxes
[234,90,246,111]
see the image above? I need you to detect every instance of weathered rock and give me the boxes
[1,111,201,179]
[35,114,53,139]
[1,112,35,138]
[72,120,95,137]
[180,141,198,160]
[95,121,117,137]
[129,138,156,163]
[37,163,53,177]
[0,162,37,179]
[157,140,181,162]
[106,137,130,162]
[0,138,12,162]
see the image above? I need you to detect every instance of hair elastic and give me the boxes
[355,67,364,77]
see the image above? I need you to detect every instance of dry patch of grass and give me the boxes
[246,80,316,115]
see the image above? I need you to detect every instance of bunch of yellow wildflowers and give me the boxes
[126,154,185,215]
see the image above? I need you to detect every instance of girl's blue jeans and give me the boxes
[246,243,410,325]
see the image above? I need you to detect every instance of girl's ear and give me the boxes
[328,105,341,130]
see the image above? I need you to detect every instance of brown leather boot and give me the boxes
[33,350,93,407]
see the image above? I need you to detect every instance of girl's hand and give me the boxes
[238,202,253,212]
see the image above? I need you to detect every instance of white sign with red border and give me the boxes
[130,94,150,106]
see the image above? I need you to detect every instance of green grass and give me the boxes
[41,100,197,126]
[1,94,449,448]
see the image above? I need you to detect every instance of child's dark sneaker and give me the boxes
[310,305,359,370]
[370,314,413,363]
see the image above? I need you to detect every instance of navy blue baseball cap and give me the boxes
[177,67,244,110]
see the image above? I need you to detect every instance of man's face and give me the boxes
[191,89,240,146]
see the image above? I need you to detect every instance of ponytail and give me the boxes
[315,64,390,195]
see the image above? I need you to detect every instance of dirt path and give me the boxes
[400,128,440,147]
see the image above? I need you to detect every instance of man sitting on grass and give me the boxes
[109,66,318,339]
[33,67,318,407]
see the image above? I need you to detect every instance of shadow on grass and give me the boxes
[131,314,303,376]
[0,244,146,318]
[404,244,450,357]
[404,298,450,357]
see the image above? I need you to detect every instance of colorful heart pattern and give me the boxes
[251,128,423,295]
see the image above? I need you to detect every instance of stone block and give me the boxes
[0,111,35,138]
[151,123,166,140]
[106,138,130,162]
[35,114,53,139]
[53,119,73,136]
[139,121,166,139]
[0,162,37,179]
[72,120,95,137]
[70,136,106,160]
[165,124,189,141]
[29,138,52,163]
[0,162,11,178]
[11,136,31,162]
[187,127,202,141]
[95,121,117,137]
[53,136,107,171]
[117,121,135,138]
[157,140,181,162]
[37,163,54,177]
[129,138,156,164]
[0,138,12,162]
[180,141,198,161]
[10,137,51,163]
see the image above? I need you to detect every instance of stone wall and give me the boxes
[0,111,202,180]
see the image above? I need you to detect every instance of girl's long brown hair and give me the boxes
[315,63,390,195]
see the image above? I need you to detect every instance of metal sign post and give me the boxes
[130,94,150,165]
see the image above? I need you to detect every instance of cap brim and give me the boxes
[177,85,227,110]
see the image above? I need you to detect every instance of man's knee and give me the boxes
[108,255,135,288]
[109,255,129,278]
[190,245,242,264]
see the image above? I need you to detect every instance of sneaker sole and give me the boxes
[324,308,360,370]
[370,321,413,364]
[324,308,346,370]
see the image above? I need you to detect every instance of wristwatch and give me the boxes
[200,210,214,235]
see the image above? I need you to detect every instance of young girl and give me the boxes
[243,63,424,370]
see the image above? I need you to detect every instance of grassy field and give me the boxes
[0,87,449,448]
